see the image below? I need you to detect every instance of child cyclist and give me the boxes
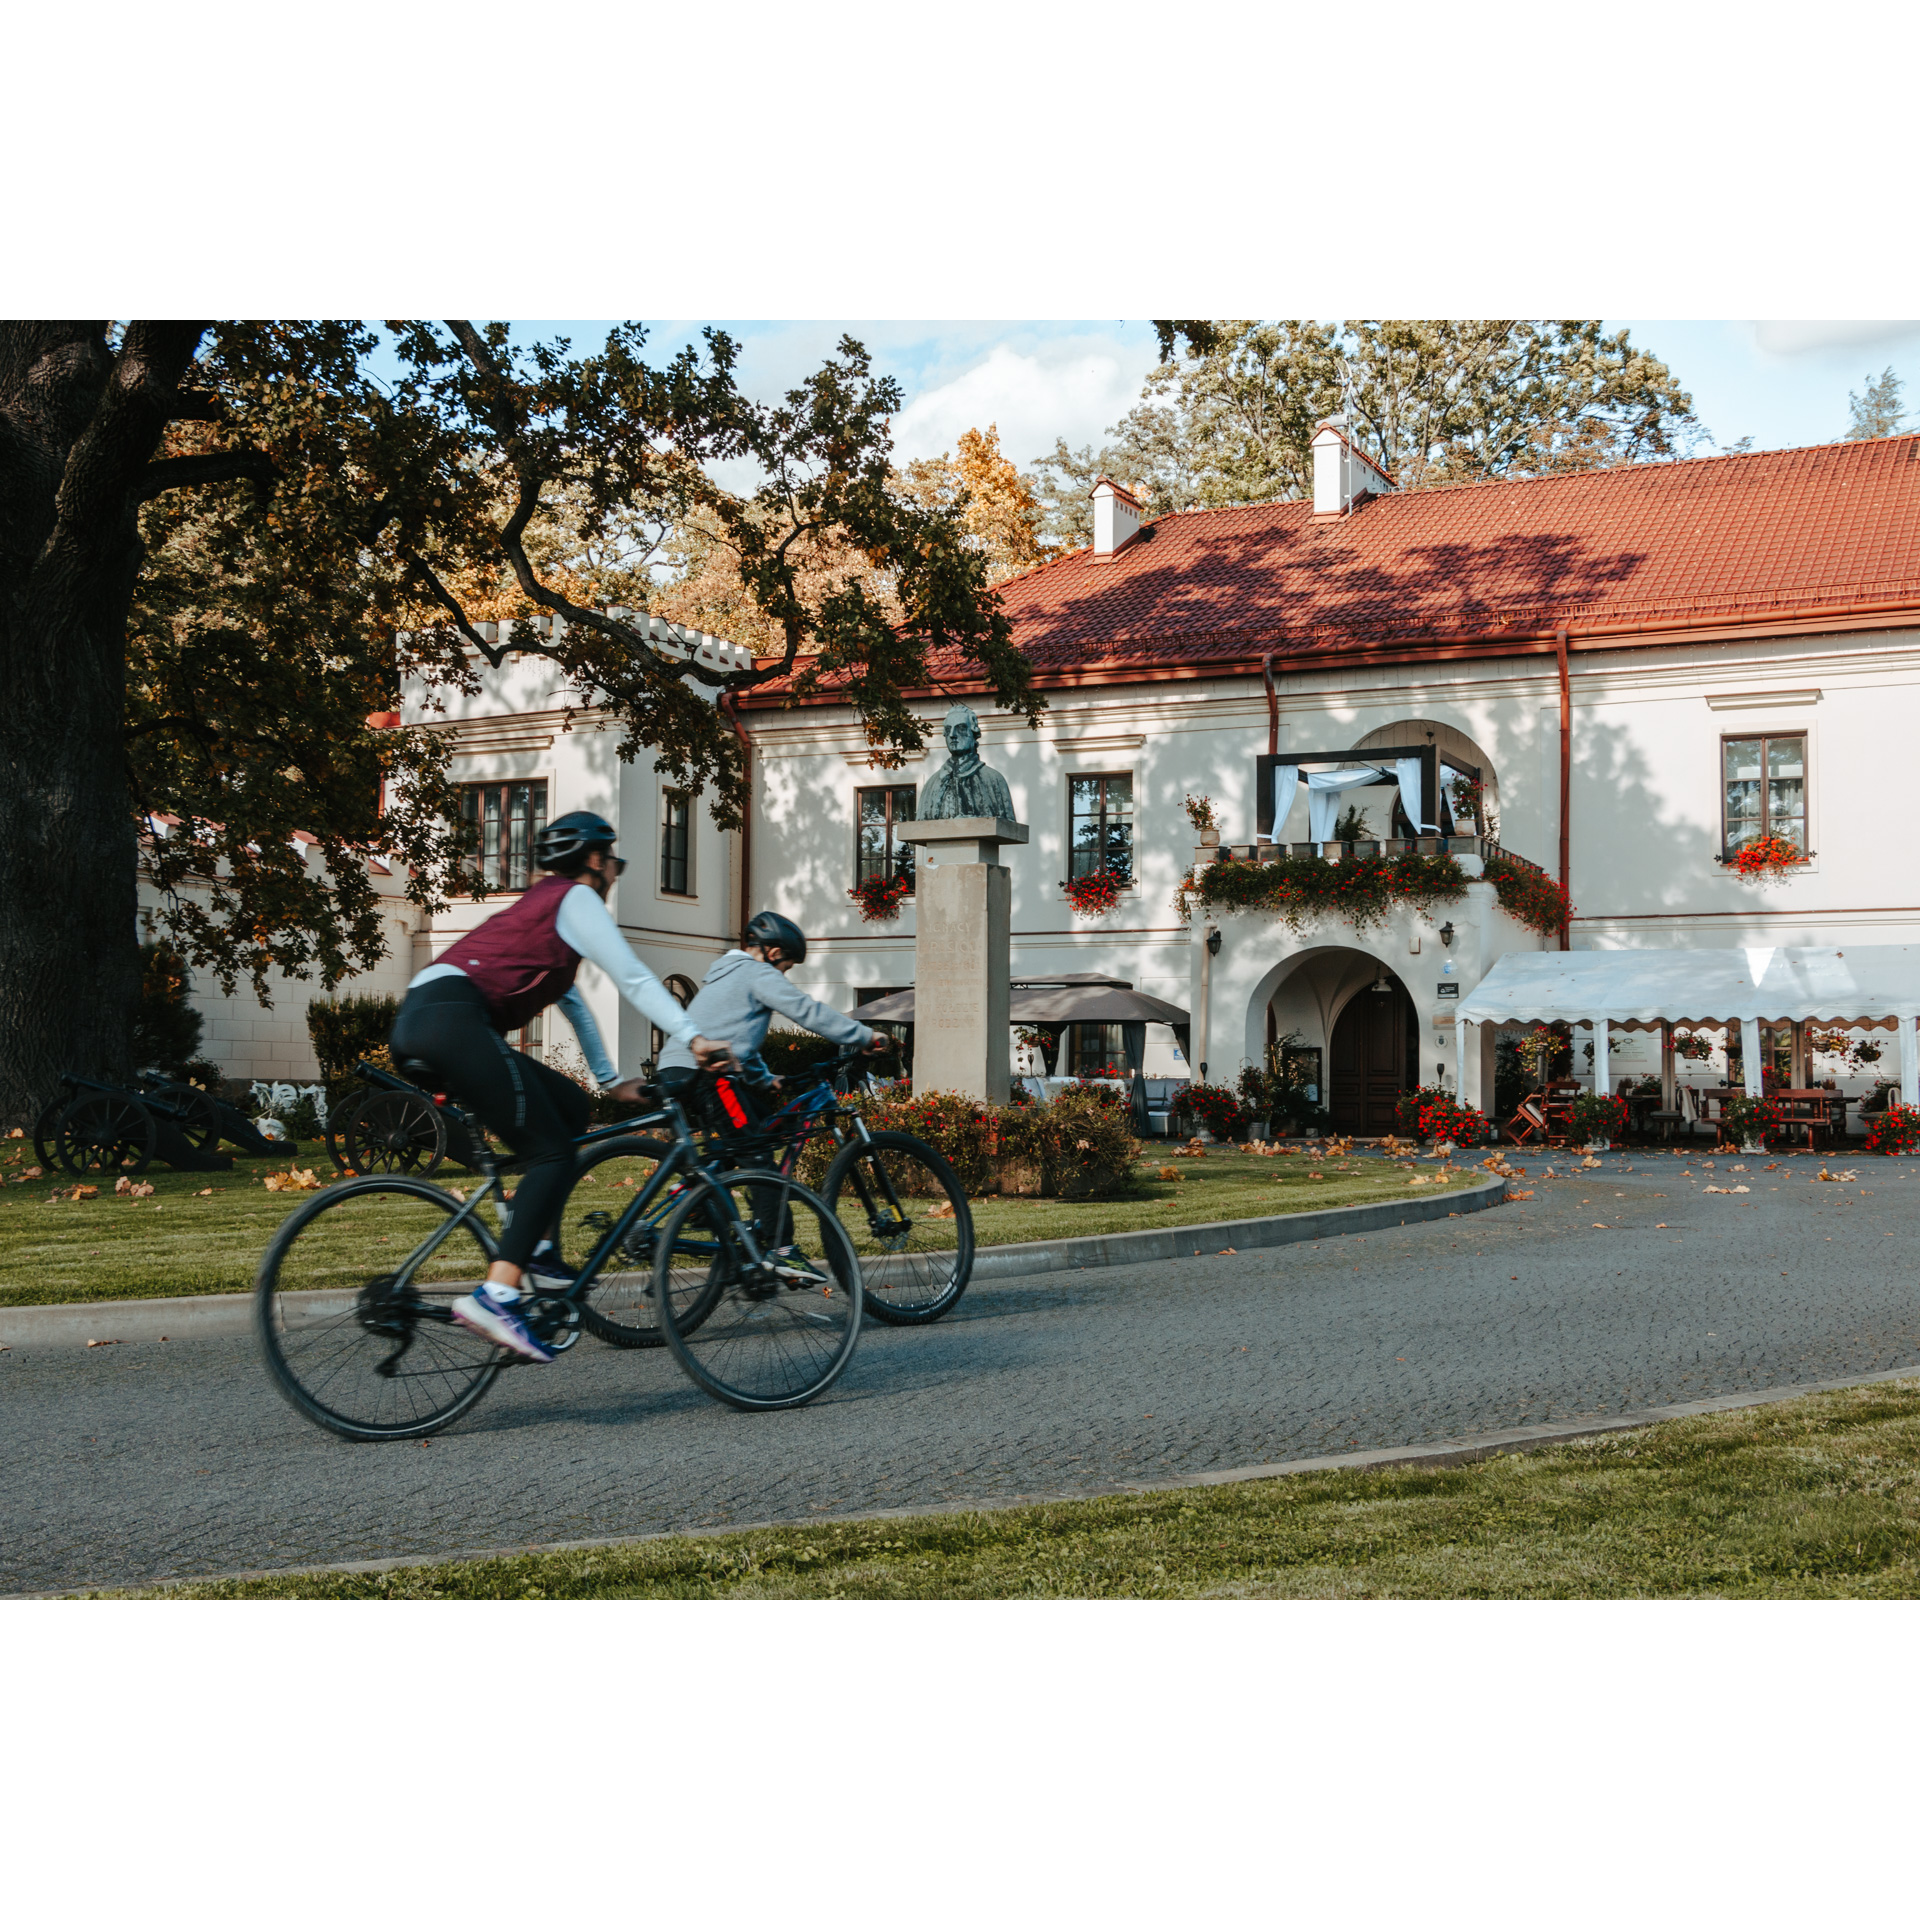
[656,912,890,1120]
[389,810,727,1362]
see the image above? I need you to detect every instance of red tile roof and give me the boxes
[982,433,1920,677]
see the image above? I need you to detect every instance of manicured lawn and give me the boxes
[120,1376,1920,1598]
[0,1136,1484,1310]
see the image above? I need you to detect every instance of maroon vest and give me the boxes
[435,873,582,1032]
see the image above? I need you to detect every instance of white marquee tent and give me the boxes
[1455,944,1920,1104]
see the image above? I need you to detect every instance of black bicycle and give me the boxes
[714,1049,977,1327]
[255,1079,863,1441]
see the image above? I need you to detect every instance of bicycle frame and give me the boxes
[385,1090,781,1305]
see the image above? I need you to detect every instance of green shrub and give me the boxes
[1392,1084,1485,1145]
[307,994,400,1083]
[801,1085,1139,1199]
[758,1029,846,1077]
[1567,1091,1629,1147]
[131,943,204,1074]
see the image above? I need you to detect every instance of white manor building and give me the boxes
[178,426,1920,1126]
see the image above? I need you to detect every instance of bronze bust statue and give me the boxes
[919,705,1016,821]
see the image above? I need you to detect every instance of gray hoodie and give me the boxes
[658,949,873,1084]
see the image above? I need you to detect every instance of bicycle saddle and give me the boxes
[396,1057,447,1092]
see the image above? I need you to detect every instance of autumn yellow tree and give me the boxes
[900,424,1043,584]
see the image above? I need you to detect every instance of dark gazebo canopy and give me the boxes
[854,974,1191,1136]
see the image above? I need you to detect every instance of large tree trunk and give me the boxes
[0,323,204,1125]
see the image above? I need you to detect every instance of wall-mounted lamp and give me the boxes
[1205,927,1222,957]
[1439,921,1455,948]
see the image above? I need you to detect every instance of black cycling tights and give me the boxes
[390,975,591,1270]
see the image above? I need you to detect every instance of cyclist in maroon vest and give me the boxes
[390,811,726,1361]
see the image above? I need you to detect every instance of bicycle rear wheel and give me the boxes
[256,1177,503,1441]
[562,1134,718,1349]
[823,1130,974,1325]
[653,1169,863,1411]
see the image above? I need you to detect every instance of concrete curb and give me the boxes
[22,1357,1919,1599]
[970,1173,1503,1281]
[0,1175,1504,1350]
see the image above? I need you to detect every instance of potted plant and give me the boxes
[1724,833,1807,881]
[1565,1091,1628,1149]
[1185,793,1219,847]
[1717,1091,1772,1153]
[847,872,910,922]
[1865,1102,1920,1155]
[1063,870,1122,917]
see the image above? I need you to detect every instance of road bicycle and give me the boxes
[703,1047,977,1327]
[255,1074,863,1441]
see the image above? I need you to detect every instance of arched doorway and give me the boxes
[1328,972,1417,1134]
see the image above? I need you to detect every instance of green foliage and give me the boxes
[305,994,399,1083]
[129,943,203,1073]
[1028,319,1701,541]
[1863,1103,1920,1155]
[808,1085,1139,1198]
[1716,1092,1773,1142]
[1392,1085,1485,1145]
[1567,1091,1629,1147]
[1486,855,1574,937]
[1493,1038,1530,1119]
[1846,366,1906,441]
[1173,1082,1245,1139]
[10,319,1044,1039]
[1197,849,1469,934]
[758,1029,845,1076]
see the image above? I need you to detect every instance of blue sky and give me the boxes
[433,319,1920,473]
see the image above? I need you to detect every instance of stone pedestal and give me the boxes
[896,817,1027,1105]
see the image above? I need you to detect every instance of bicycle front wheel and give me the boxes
[653,1169,863,1411]
[824,1130,974,1325]
[562,1134,718,1350]
[256,1177,503,1441]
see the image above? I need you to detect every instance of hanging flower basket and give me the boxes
[1669,1030,1714,1062]
[1063,870,1122,917]
[1727,833,1806,880]
[1515,1024,1571,1078]
[847,873,910,922]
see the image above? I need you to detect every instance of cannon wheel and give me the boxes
[341,1089,446,1177]
[163,1084,223,1155]
[56,1090,158,1177]
[33,1094,72,1173]
[322,1087,366,1173]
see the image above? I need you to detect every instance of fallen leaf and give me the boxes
[18,1166,42,1180]
[86,1339,121,1349]
[197,1187,214,1197]
[5,1128,20,1139]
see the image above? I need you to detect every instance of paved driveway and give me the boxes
[4,1149,1917,1594]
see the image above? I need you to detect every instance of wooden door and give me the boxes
[1329,978,1413,1134]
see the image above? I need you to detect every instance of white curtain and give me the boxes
[1394,757,1438,833]
[1307,768,1387,842]
[1271,764,1300,841]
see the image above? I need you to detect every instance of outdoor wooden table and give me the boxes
[1768,1088,1849,1149]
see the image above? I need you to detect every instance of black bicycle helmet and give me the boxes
[535,810,619,872]
[744,909,807,965]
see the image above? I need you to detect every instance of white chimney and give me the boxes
[1311,415,1393,516]
[1091,475,1144,559]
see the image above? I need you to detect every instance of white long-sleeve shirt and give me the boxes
[411,884,697,1086]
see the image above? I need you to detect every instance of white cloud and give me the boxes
[1750,320,1920,359]
[889,339,1157,469]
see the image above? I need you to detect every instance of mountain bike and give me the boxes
[705,1048,976,1327]
[255,1079,863,1441]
